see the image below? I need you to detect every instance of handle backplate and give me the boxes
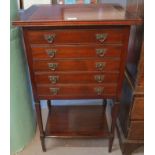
[46,49,57,58]
[96,62,106,71]
[48,63,58,71]
[50,88,59,95]
[96,49,107,57]
[94,75,104,83]
[49,76,59,84]
[96,33,108,43]
[44,34,55,43]
[94,87,104,95]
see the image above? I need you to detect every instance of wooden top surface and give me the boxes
[12,4,143,27]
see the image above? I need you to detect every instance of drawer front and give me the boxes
[128,121,144,140]
[27,29,124,44]
[130,97,144,120]
[34,72,119,84]
[31,45,122,60]
[36,84,117,97]
[33,59,120,72]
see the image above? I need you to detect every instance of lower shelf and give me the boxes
[45,105,110,138]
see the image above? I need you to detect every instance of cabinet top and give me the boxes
[12,4,143,27]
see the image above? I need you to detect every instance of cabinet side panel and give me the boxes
[119,79,133,137]
[116,26,130,100]
[23,28,39,102]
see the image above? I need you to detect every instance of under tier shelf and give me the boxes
[45,105,110,138]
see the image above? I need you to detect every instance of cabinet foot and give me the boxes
[35,102,46,152]
[40,136,46,152]
[108,136,114,152]
[108,100,120,152]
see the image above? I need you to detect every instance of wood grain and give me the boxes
[27,28,124,44]
[12,4,143,27]
[33,59,120,72]
[128,121,144,140]
[31,44,122,60]
[45,105,110,137]
[36,84,117,96]
[130,97,144,120]
[34,72,119,84]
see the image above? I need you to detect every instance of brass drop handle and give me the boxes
[49,76,59,84]
[44,34,55,43]
[94,87,104,95]
[50,88,59,95]
[96,33,108,43]
[48,63,58,71]
[94,75,104,83]
[96,49,107,57]
[46,49,57,58]
[96,62,106,71]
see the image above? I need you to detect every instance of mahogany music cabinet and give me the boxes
[13,4,143,152]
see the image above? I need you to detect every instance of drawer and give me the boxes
[34,72,119,84]
[33,59,120,72]
[36,84,117,97]
[31,45,122,60]
[128,121,144,140]
[27,29,125,44]
[130,97,144,120]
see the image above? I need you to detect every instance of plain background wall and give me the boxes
[10,0,36,154]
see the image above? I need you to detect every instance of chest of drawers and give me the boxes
[13,4,143,153]
[25,27,129,100]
